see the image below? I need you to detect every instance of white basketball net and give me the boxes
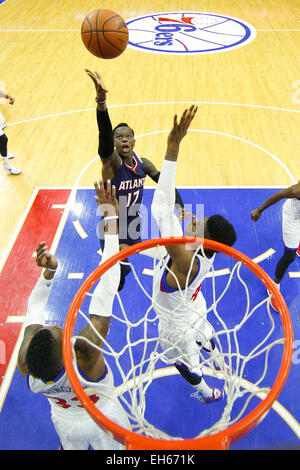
[70,242,286,441]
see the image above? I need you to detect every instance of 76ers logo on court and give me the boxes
[126,12,256,55]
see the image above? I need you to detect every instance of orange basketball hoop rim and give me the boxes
[62,237,293,450]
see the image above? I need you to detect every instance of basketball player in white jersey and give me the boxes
[150,106,237,404]
[0,88,22,175]
[251,181,300,312]
[17,179,131,450]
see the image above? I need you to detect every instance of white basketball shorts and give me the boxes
[282,199,300,249]
[51,396,130,450]
[0,112,7,132]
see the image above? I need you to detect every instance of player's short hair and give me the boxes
[207,215,237,247]
[26,328,61,382]
[112,123,134,137]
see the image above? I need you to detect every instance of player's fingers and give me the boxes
[190,105,198,118]
[85,69,96,80]
[180,108,188,121]
[184,106,197,129]
[36,242,47,257]
[36,241,46,249]
[93,181,100,197]
[186,105,196,121]
[94,71,102,79]
[173,114,178,128]
[94,71,108,91]
[36,249,48,264]
[94,180,106,204]
[99,179,106,200]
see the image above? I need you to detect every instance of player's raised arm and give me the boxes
[17,242,59,377]
[85,69,108,111]
[0,89,15,104]
[85,69,121,179]
[74,179,120,376]
[165,105,198,162]
[151,106,199,277]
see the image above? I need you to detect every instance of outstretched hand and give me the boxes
[251,209,262,222]
[7,95,15,105]
[35,242,58,271]
[167,105,198,150]
[85,69,108,101]
[94,178,119,218]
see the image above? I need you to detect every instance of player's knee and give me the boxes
[174,362,202,385]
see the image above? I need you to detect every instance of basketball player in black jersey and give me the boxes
[86,69,188,290]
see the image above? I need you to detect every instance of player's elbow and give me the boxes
[151,201,161,221]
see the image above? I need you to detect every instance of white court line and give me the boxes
[68,273,84,280]
[289,272,300,279]
[6,101,300,128]
[0,324,25,411]
[190,129,297,184]
[52,204,66,209]
[134,128,297,184]
[206,268,231,278]
[0,187,39,274]
[252,248,276,264]
[143,268,155,277]
[72,220,88,240]
[5,316,26,324]
[5,101,298,185]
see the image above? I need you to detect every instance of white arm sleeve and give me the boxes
[88,234,120,317]
[139,245,167,260]
[151,160,183,238]
[24,275,54,327]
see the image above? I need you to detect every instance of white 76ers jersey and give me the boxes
[27,362,114,419]
[152,252,213,330]
[152,252,215,369]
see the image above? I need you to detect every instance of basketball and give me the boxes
[81,9,128,59]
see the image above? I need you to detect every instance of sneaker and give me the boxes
[3,163,22,175]
[267,285,280,313]
[214,357,234,374]
[297,245,300,258]
[7,152,15,159]
[191,387,223,404]
[269,294,280,313]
